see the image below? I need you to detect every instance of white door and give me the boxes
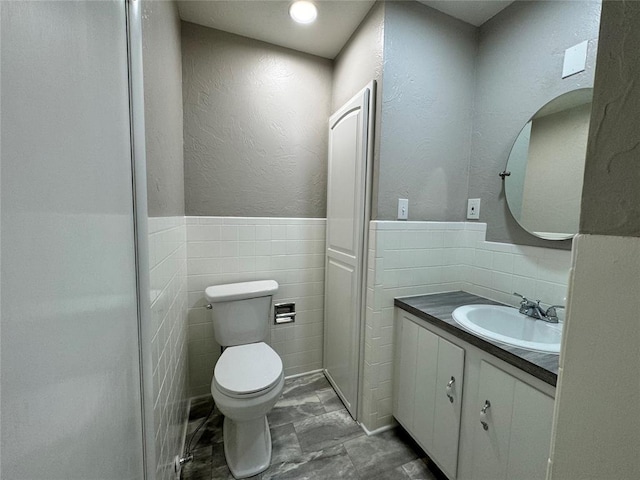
[323,83,374,418]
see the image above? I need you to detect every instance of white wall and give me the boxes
[148,218,189,480]
[185,217,326,396]
[361,220,570,431]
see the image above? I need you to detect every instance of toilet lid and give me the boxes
[214,342,283,396]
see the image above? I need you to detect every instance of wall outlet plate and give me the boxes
[562,41,588,78]
[398,198,408,220]
[467,198,481,220]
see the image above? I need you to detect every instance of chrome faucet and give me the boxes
[513,292,564,323]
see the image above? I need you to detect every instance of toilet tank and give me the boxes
[205,280,278,347]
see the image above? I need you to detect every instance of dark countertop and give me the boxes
[394,291,559,386]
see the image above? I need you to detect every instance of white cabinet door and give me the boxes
[507,381,554,480]
[413,327,439,450]
[395,315,420,428]
[471,361,516,480]
[471,361,554,480]
[432,338,465,478]
[394,314,465,479]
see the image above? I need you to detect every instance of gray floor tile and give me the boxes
[344,427,421,477]
[316,386,345,413]
[401,458,443,480]
[294,409,364,453]
[280,371,330,398]
[270,423,303,464]
[183,372,433,480]
[262,445,359,480]
[267,390,326,427]
[181,446,213,480]
[369,465,413,480]
[211,464,262,480]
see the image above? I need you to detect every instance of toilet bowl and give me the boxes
[210,342,284,479]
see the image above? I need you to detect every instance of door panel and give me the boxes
[395,316,420,427]
[471,361,516,480]
[413,327,439,450]
[432,338,465,478]
[507,382,554,480]
[324,83,373,419]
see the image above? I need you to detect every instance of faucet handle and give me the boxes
[513,292,527,301]
[545,304,565,314]
[513,292,534,305]
[545,305,565,321]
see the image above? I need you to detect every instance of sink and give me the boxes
[452,304,562,354]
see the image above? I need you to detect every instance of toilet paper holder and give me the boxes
[274,302,296,324]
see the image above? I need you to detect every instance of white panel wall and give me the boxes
[148,217,189,480]
[362,221,570,431]
[185,217,326,396]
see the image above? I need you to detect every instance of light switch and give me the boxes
[398,198,408,220]
[562,41,588,78]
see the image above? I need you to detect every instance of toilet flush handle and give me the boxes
[206,304,213,309]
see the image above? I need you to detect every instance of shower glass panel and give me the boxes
[1,1,145,478]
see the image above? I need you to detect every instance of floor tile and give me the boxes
[280,371,330,398]
[294,409,364,453]
[402,458,445,480]
[270,423,303,464]
[267,390,326,427]
[182,372,432,480]
[344,427,421,477]
[262,445,359,480]
[316,386,345,413]
[181,446,212,480]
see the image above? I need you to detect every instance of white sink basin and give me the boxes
[452,304,562,354]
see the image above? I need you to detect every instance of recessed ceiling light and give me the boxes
[289,1,317,24]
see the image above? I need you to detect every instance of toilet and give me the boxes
[205,280,283,479]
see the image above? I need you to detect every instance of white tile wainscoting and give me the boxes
[148,216,189,480]
[185,217,326,396]
[361,221,571,431]
[178,216,571,432]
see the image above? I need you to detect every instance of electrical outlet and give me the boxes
[398,198,408,220]
[467,198,481,220]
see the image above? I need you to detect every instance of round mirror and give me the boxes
[504,88,593,240]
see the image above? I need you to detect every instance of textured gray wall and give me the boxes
[469,1,601,247]
[376,1,477,221]
[142,0,185,217]
[332,1,384,219]
[580,0,640,237]
[182,22,332,217]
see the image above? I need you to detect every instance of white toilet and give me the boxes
[205,280,284,479]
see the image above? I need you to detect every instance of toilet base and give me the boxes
[223,415,272,479]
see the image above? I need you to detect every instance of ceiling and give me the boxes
[177,1,514,60]
[418,1,513,27]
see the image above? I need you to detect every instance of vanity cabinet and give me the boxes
[393,308,555,480]
[471,361,554,480]
[394,312,465,479]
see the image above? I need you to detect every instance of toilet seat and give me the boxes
[214,342,283,398]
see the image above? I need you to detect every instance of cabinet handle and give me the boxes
[446,376,455,403]
[480,400,491,431]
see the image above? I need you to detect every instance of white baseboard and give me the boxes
[284,368,324,380]
[360,420,397,436]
